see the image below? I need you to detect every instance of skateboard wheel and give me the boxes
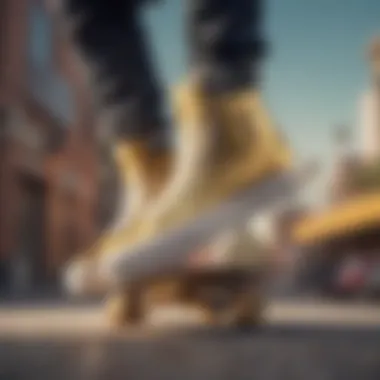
[232,287,264,328]
[105,286,144,327]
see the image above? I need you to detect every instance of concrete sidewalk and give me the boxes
[1,300,380,339]
[0,301,380,380]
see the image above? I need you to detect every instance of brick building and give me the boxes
[0,0,100,292]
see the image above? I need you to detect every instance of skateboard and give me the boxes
[100,170,299,287]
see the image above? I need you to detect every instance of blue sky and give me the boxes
[143,0,380,205]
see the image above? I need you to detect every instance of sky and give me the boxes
[143,0,380,206]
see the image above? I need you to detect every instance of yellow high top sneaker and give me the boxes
[102,81,294,284]
[63,140,172,296]
[98,141,172,258]
[101,142,172,327]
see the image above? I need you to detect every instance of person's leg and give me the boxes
[101,0,294,285]
[188,0,265,95]
[60,0,172,297]
[145,0,290,222]
[61,0,166,143]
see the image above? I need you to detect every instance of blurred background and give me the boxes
[0,0,380,304]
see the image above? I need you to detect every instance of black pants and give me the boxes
[61,0,265,142]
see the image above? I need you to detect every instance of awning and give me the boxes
[292,192,380,245]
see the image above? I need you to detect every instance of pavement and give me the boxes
[0,300,380,379]
[1,299,380,339]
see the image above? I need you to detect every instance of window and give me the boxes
[0,1,9,83]
[28,3,52,69]
[28,2,75,124]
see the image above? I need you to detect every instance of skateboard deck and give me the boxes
[100,171,298,286]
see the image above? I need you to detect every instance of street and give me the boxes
[0,300,380,380]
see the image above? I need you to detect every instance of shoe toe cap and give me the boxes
[62,259,93,297]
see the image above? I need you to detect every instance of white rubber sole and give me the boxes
[62,260,92,297]
[62,259,108,298]
[100,171,297,286]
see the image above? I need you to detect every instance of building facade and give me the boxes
[359,37,380,163]
[359,89,380,162]
[0,0,99,292]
